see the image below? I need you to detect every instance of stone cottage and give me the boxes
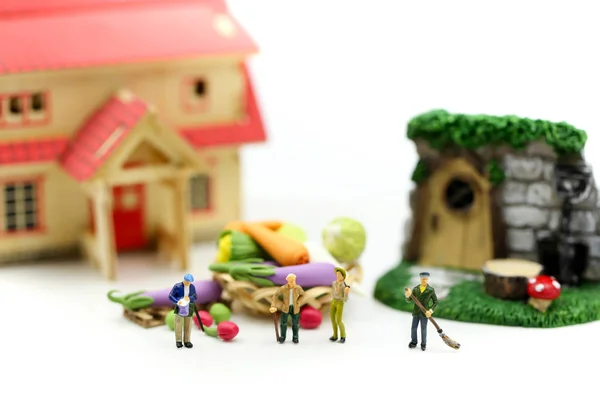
[401,110,600,281]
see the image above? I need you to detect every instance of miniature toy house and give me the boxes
[0,0,266,280]
[401,110,600,281]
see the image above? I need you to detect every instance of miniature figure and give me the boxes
[404,272,438,351]
[169,274,198,349]
[329,266,350,343]
[269,273,305,344]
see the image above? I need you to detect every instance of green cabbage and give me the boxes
[321,217,366,263]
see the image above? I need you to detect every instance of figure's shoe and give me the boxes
[421,344,426,351]
[339,338,346,344]
[329,336,338,342]
[278,337,285,343]
[408,342,417,349]
[176,341,183,348]
[184,342,193,348]
[292,338,299,344]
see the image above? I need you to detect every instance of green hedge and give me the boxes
[407,109,587,155]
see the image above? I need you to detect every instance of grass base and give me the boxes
[374,262,600,328]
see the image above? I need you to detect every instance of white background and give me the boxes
[1,0,599,399]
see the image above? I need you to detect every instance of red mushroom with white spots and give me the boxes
[527,275,561,312]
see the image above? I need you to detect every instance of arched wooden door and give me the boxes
[418,158,493,270]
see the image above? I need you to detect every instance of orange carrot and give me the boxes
[224,220,283,232]
[242,222,309,266]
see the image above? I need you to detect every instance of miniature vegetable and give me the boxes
[209,303,232,324]
[300,306,322,329]
[217,321,239,341]
[215,230,266,262]
[276,223,307,243]
[204,321,240,341]
[209,261,337,287]
[527,275,561,312]
[107,280,222,310]
[322,217,366,263]
[303,241,341,267]
[242,222,310,266]
[193,310,213,329]
[224,220,283,232]
[165,310,175,330]
[204,327,219,337]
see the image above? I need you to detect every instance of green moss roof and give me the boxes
[407,109,587,155]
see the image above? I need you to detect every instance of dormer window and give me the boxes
[9,97,22,114]
[31,93,45,112]
[194,80,206,97]
[182,77,209,113]
[0,92,51,127]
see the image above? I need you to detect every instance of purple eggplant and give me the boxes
[209,261,337,288]
[107,280,222,310]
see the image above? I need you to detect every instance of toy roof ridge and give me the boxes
[0,0,257,75]
[407,109,587,155]
[59,93,149,181]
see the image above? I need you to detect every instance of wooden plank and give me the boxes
[81,231,99,269]
[122,307,173,328]
[172,169,192,271]
[104,165,179,185]
[91,180,117,280]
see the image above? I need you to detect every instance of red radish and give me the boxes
[193,310,213,329]
[217,321,239,341]
[300,306,322,329]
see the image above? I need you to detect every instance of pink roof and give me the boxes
[0,0,258,74]
[60,93,148,181]
[0,137,69,165]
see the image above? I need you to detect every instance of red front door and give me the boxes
[112,184,146,251]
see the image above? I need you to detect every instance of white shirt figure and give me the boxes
[289,288,293,309]
[184,284,189,299]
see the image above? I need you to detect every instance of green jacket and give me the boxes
[405,285,438,317]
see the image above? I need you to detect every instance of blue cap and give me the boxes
[419,272,430,277]
[184,273,194,282]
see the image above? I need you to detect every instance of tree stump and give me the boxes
[482,259,543,300]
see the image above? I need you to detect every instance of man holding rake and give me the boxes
[405,272,438,351]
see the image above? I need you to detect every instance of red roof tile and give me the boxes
[60,92,148,181]
[0,0,227,16]
[0,137,69,165]
[181,66,267,147]
[0,0,257,74]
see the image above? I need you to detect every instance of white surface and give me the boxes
[1,0,600,398]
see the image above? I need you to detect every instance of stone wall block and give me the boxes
[503,154,543,181]
[503,206,549,229]
[526,182,555,207]
[501,181,528,204]
[507,229,536,252]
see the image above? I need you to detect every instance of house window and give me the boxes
[189,174,210,211]
[0,92,50,127]
[3,180,42,233]
[182,78,209,113]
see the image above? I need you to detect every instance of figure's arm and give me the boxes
[343,282,349,302]
[297,286,305,301]
[190,285,198,303]
[270,287,282,309]
[430,289,438,313]
[405,287,414,303]
[168,286,178,304]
